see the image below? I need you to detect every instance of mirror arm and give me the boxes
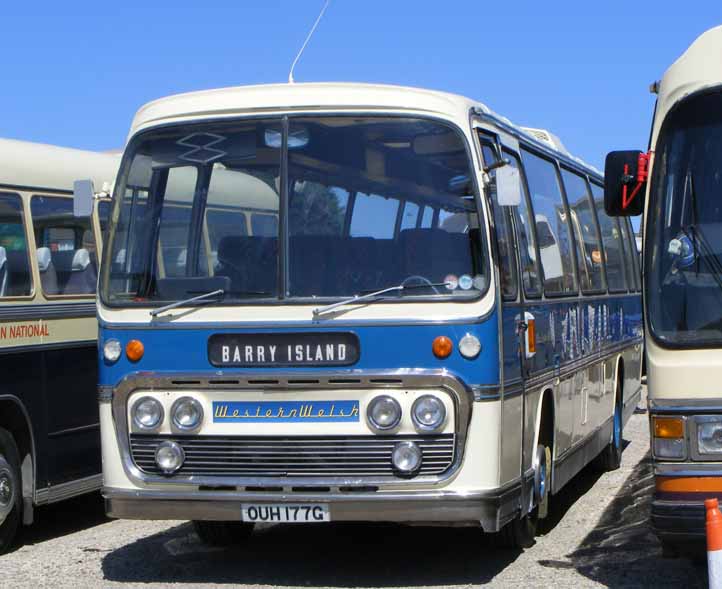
[483,157,510,174]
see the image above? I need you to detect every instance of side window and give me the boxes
[349,192,399,238]
[251,213,278,237]
[97,200,112,244]
[478,136,518,300]
[505,150,542,297]
[621,217,641,291]
[420,206,433,228]
[206,208,247,271]
[560,169,605,293]
[591,183,628,292]
[30,195,97,296]
[157,167,207,278]
[521,149,578,295]
[400,201,420,230]
[0,193,32,297]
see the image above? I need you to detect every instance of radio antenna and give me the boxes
[288,0,331,84]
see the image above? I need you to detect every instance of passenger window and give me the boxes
[349,193,399,238]
[504,150,542,297]
[479,139,518,300]
[206,208,247,271]
[156,167,208,278]
[251,213,278,237]
[97,200,112,241]
[521,149,578,295]
[290,182,349,236]
[420,206,433,228]
[30,195,98,296]
[591,183,628,292]
[0,193,32,297]
[400,201,420,230]
[561,169,605,293]
[621,217,641,291]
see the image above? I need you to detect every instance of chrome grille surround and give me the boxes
[109,370,473,489]
[130,433,455,477]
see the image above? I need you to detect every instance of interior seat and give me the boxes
[36,246,59,295]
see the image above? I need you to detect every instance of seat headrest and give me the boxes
[115,248,126,265]
[176,249,187,267]
[72,248,91,271]
[0,246,6,268]
[36,247,52,272]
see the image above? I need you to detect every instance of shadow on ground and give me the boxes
[548,450,708,588]
[101,454,614,586]
[13,492,108,551]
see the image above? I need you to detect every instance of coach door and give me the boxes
[476,129,536,489]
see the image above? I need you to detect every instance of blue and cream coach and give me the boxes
[96,83,643,547]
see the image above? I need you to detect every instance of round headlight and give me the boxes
[392,441,422,475]
[155,441,185,474]
[458,333,482,359]
[411,395,447,432]
[171,397,203,431]
[103,339,122,364]
[132,396,164,430]
[367,395,402,431]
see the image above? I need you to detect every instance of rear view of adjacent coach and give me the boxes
[0,139,117,553]
[97,83,641,549]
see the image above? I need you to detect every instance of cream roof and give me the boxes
[0,138,120,194]
[654,25,722,142]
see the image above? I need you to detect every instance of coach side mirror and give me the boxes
[495,164,521,207]
[73,179,94,217]
[604,150,649,216]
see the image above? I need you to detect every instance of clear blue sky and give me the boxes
[1,1,720,171]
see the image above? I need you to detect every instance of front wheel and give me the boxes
[0,428,21,555]
[498,442,552,549]
[193,521,255,546]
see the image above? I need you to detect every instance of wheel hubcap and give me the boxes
[0,470,12,525]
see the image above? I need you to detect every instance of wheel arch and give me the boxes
[0,395,36,521]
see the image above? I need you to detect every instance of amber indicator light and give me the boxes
[653,416,684,439]
[126,339,145,362]
[526,318,536,354]
[432,336,453,359]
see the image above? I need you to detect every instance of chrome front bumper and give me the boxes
[103,482,524,532]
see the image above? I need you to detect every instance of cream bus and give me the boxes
[96,83,642,548]
[604,25,722,552]
[0,139,117,552]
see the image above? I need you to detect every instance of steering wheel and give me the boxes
[402,275,440,295]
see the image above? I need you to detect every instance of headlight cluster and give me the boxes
[366,394,447,434]
[652,415,722,461]
[131,396,204,433]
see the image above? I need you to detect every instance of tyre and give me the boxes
[0,428,22,555]
[597,383,623,472]
[497,442,552,549]
[193,520,255,546]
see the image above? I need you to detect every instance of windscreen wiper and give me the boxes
[150,289,225,317]
[312,282,450,318]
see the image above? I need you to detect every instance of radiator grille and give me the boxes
[129,434,455,478]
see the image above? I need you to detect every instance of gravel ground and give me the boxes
[0,387,708,588]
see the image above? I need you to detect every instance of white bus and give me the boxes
[95,82,642,548]
[603,25,722,552]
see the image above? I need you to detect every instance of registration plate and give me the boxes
[241,503,330,523]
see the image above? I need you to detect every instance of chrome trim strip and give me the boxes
[98,313,492,330]
[98,386,114,403]
[649,399,722,413]
[0,302,96,321]
[0,340,96,355]
[471,384,500,401]
[110,369,473,490]
[36,474,102,505]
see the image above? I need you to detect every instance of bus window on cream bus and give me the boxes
[0,193,32,297]
[30,195,97,296]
